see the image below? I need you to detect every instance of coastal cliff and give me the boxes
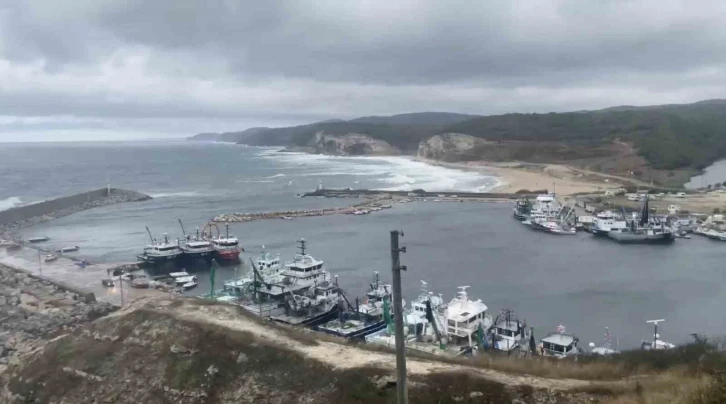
[310,132,398,156]
[417,133,490,161]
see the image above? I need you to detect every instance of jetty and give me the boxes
[0,188,152,233]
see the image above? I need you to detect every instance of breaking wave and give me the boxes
[0,196,22,211]
[259,153,500,192]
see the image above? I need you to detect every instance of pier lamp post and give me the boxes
[390,230,408,404]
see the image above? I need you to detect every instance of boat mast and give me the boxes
[298,238,306,255]
[178,219,187,239]
[145,226,154,244]
[646,319,665,348]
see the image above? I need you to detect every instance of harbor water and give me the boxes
[1,141,724,349]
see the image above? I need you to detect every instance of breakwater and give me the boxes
[302,188,532,199]
[0,188,151,232]
[213,196,393,223]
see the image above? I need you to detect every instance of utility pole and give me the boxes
[390,230,408,404]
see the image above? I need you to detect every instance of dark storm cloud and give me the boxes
[1,0,726,140]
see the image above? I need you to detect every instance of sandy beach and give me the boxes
[417,158,624,195]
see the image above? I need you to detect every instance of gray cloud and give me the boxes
[1,0,726,140]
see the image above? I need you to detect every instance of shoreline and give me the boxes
[414,157,623,196]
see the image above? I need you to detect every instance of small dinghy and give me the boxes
[57,246,80,253]
[182,281,198,290]
[44,254,59,262]
[101,279,115,287]
[28,236,50,243]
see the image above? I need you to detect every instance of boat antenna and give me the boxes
[145,226,154,244]
[226,222,230,238]
[646,319,665,349]
[298,238,306,255]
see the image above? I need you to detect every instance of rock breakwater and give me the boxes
[213,197,394,223]
[0,188,151,233]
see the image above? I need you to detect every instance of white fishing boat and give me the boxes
[366,286,491,357]
[539,324,581,358]
[179,221,215,261]
[137,228,183,264]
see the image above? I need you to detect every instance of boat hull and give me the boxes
[316,319,387,340]
[608,232,675,244]
[214,249,241,261]
[181,250,215,262]
[136,253,182,265]
[271,304,339,328]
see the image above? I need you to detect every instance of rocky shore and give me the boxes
[0,264,116,373]
[0,188,152,233]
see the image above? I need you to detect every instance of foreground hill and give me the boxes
[3,297,726,403]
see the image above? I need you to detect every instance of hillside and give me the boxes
[3,297,726,404]
[188,100,726,180]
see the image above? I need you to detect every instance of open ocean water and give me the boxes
[1,140,724,349]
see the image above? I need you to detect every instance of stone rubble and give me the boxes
[0,264,116,372]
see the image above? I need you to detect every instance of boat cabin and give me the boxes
[492,311,524,351]
[540,332,579,358]
[444,287,491,345]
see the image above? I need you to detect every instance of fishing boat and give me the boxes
[44,254,58,262]
[178,220,215,262]
[607,199,674,244]
[490,309,527,352]
[136,227,183,264]
[694,227,726,241]
[512,199,532,221]
[28,236,50,243]
[233,239,338,326]
[526,193,561,225]
[531,204,577,235]
[366,286,492,357]
[57,246,80,253]
[539,324,581,358]
[205,222,242,261]
[316,272,394,339]
[591,214,627,236]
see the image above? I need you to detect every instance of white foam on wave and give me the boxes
[0,196,22,211]
[265,174,286,179]
[148,191,202,198]
[260,152,500,192]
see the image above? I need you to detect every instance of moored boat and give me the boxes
[539,324,581,358]
[205,222,242,261]
[57,246,80,253]
[316,272,393,339]
[136,227,183,265]
[44,254,58,262]
[28,236,50,243]
[178,220,215,262]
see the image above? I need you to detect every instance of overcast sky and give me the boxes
[2,0,726,141]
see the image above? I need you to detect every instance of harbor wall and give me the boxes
[0,188,151,230]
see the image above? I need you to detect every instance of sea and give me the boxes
[1,140,724,349]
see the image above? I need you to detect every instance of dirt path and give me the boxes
[133,298,595,392]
